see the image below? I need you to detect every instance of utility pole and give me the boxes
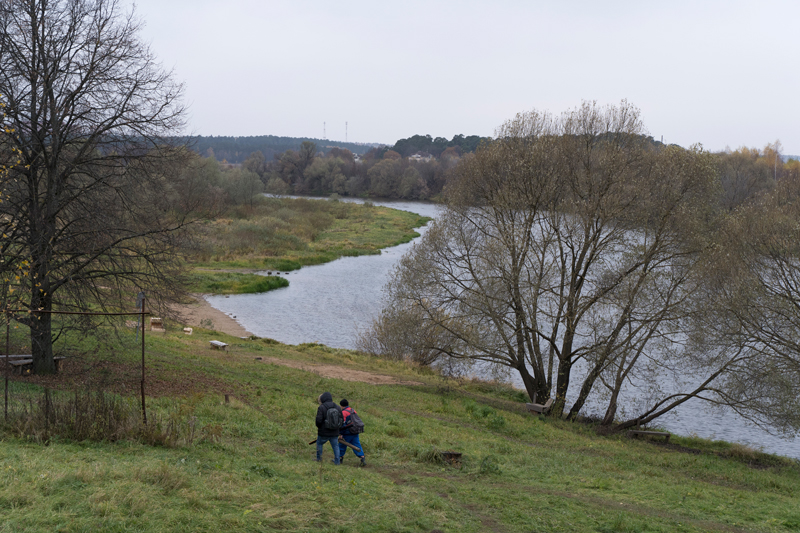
[771,140,781,180]
[323,122,326,140]
[346,122,348,142]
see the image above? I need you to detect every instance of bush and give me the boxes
[0,388,201,447]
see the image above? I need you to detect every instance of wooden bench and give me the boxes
[2,355,67,375]
[9,359,33,375]
[209,340,228,351]
[3,355,67,375]
[627,430,670,442]
[526,398,554,415]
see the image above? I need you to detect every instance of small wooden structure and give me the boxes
[526,398,554,415]
[209,340,228,351]
[150,317,165,332]
[183,327,193,335]
[2,355,66,376]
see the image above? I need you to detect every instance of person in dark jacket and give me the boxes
[338,398,366,467]
[315,391,343,464]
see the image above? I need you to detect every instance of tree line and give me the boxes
[195,131,798,208]
[186,132,490,202]
[189,135,377,164]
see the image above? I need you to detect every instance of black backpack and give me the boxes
[348,410,365,434]
[324,406,343,430]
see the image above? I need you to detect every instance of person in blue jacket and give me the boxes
[338,399,366,467]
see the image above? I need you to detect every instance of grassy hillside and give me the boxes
[1,326,798,532]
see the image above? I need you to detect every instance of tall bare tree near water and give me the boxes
[0,0,193,374]
[690,177,800,434]
[363,101,735,428]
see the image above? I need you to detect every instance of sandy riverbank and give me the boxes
[170,295,253,337]
[170,296,423,386]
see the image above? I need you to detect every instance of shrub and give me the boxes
[0,388,201,447]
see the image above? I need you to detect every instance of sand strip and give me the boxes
[171,295,253,337]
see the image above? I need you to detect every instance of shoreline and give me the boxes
[170,295,254,337]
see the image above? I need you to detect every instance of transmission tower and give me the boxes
[346,122,348,142]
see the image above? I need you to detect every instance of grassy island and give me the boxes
[187,197,429,294]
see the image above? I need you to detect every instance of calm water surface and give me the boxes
[206,197,798,459]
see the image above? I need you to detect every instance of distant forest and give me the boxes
[188,133,488,164]
[184,133,798,206]
[188,135,379,164]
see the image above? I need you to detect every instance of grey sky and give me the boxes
[133,0,800,153]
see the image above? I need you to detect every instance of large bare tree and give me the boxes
[0,0,193,373]
[690,176,800,434]
[364,102,732,429]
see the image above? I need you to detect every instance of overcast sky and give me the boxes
[132,0,800,153]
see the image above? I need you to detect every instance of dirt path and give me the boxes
[258,357,423,386]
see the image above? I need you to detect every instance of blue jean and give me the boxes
[338,433,364,458]
[316,435,340,464]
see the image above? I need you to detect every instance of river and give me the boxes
[206,197,798,459]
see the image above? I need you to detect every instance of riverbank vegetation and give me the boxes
[190,197,428,270]
[358,101,800,439]
[182,194,428,294]
[0,324,798,532]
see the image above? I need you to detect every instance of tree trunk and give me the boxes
[553,358,572,417]
[602,391,619,426]
[30,272,55,374]
[566,360,604,421]
[31,308,55,374]
[515,361,539,403]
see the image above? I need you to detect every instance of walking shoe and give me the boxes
[359,457,366,467]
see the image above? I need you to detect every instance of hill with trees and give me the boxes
[188,135,379,163]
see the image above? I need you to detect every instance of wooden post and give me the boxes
[140,294,147,425]
[4,308,9,422]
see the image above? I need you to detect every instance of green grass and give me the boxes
[191,197,429,271]
[186,197,429,294]
[188,272,289,294]
[0,325,798,532]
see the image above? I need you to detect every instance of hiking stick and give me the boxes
[308,437,362,452]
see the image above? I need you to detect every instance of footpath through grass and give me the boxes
[188,197,429,294]
[1,327,798,532]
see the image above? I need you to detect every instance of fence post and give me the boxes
[4,308,9,422]
[140,294,147,425]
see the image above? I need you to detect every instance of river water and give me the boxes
[206,197,798,459]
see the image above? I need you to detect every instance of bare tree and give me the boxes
[690,177,800,434]
[717,147,774,210]
[0,0,194,373]
[368,102,730,429]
